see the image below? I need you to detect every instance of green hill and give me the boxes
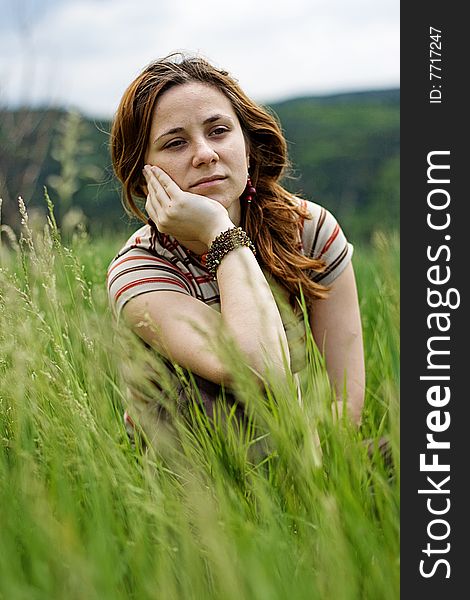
[273,89,399,240]
[0,89,399,241]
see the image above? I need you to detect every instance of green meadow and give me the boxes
[0,198,399,600]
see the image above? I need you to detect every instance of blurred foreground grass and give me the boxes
[0,199,399,600]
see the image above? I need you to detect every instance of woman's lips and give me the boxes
[191,177,226,189]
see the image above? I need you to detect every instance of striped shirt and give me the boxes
[107,199,353,374]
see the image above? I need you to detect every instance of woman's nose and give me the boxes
[191,139,219,167]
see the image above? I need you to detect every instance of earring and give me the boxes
[244,175,256,204]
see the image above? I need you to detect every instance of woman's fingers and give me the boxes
[145,193,158,225]
[150,165,181,199]
[144,164,180,203]
[144,165,170,219]
[143,165,185,233]
[143,170,161,226]
[143,165,165,204]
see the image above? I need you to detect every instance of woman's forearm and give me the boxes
[215,245,291,377]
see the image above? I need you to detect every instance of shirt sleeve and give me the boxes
[107,247,193,318]
[300,199,354,286]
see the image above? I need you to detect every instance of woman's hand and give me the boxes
[143,165,234,247]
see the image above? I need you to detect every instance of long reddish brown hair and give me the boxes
[111,52,328,305]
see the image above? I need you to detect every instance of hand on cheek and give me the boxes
[143,165,233,246]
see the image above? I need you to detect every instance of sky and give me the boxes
[0,0,400,118]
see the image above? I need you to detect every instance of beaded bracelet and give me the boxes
[205,226,256,278]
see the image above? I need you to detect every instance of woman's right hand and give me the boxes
[143,165,234,247]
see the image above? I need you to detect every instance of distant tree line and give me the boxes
[0,89,399,242]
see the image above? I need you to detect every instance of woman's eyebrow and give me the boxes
[154,114,234,143]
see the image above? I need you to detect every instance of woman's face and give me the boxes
[145,82,249,223]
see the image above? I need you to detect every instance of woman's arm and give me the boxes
[123,166,290,384]
[309,262,365,425]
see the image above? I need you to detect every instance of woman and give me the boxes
[107,52,365,446]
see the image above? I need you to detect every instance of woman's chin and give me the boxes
[196,192,241,224]
[206,193,236,208]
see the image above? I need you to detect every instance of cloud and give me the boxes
[0,0,399,117]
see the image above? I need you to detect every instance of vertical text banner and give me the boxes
[401,2,466,597]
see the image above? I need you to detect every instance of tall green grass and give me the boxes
[0,198,399,600]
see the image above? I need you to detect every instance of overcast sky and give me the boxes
[0,0,399,118]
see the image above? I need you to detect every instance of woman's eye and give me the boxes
[211,126,229,136]
[165,139,185,149]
